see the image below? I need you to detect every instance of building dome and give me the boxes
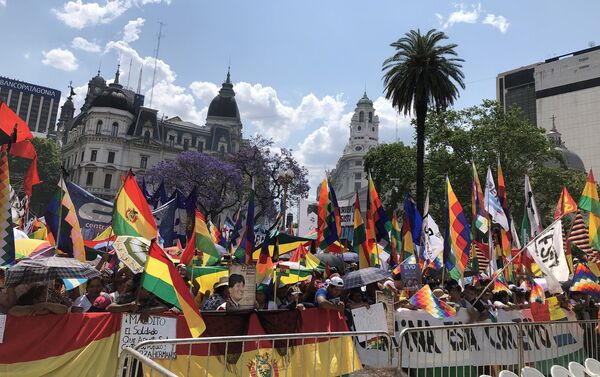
[90,87,132,113]
[356,91,373,106]
[545,123,585,171]
[207,70,240,119]
[90,71,106,86]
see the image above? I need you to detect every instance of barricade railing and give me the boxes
[117,347,179,377]
[122,330,392,376]
[397,319,600,377]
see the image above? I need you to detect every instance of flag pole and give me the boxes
[55,168,65,253]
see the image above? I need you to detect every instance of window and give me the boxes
[355,160,362,166]
[183,139,189,151]
[111,122,118,137]
[91,150,97,162]
[95,120,102,135]
[372,127,375,132]
[219,145,226,155]
[86,172,94,186]
[198,141,204,152]
[67,156,71,167]
[368,112,373,123]
[168,135,175,147]
[80,150,84,162]
[140,156,148,169]
[359,111,364,122]
[354,172,362,180]
[357,126,361,131]
[108,151,115,164]
[143,130,150,144]
[104,174,112,189]
[354,182,362,192]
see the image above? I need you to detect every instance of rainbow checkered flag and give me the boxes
[409,284,456,320]
[570,263,600,298]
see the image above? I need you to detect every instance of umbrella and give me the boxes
[112,236,149,274]
[315,252,345,273]
[342,267,391,290]
[15,239,54,260]
[5,256,101,287]
[342,252,359,263]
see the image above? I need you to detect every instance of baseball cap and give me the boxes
[286,285,301,296]
[330,276,344,288]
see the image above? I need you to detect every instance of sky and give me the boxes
[2,0,600,194]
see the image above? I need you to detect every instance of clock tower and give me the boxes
[329,92,380,201]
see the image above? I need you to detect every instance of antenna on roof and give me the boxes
[149,21,165,108]
[137,65,143,95]
[126,58,133,88]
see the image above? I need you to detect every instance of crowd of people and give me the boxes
[0,254,598,330]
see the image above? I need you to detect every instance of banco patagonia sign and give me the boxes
[0,77,60,99]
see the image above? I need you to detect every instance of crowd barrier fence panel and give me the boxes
[122,330,392,377]
[396,319,600,377]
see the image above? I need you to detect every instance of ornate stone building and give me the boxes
[329,92,379,201]
[58,66,244,199]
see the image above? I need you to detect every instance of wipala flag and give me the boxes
[0,146,15,266]
[567,211,600,277]
[554,186,577,220]
[471,162,489,234]
[181,210,220,266]
[578,169,600,250]
[367,177,391,248]
[444,177,472,281]
[113,171,157,240]
[353,192,376,268]
[143,241,206,337]
[390,213,401,267]
[317,179,339,251]
[45,176,85,261]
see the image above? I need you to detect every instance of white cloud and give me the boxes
[71,36,101,52]
[483,14,509,33]
[23,52,30,60]
[438,3,481,29]
[122,17,144,43]
[0,0,6,7]
[41,48,78,71]
[53,0,170,29]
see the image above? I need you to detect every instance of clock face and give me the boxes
[354,145,363,152]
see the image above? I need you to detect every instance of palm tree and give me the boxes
[382,29,465,213]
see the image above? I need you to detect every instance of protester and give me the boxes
[278,285,309,310]
[492,291,516,310]
[315,276,344,312]
[255,285,277,310]
[8,285,69,316]
[201,276,229,311]
[73,277,112,313]
[463,285,489,322]
[346,288,369,309]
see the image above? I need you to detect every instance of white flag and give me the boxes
[484,167,509,230]
[422,214,444,262]
[524,174,542,238]
[525,219,568,294]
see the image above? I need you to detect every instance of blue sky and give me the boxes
[2,0,600,190]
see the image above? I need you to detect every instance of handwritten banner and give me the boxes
[118,314,177,359]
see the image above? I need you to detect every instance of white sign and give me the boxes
[351,303,388,342]
[0,315,6,343]
[338,199,354,228]
[119,314,177,359]
[357,307,583,369]
[297,199,318,237]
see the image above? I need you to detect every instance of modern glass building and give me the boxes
[0,76,61,137]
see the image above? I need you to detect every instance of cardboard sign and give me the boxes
[547,296,567,320]
[351,303,388,342]
[118,314,177,359]
[376,291,395,336]
[400,263,422,292]
[229,264,256,310]
[530,302,551,322]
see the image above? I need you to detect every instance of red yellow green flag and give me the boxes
[181,210,220,266]
[578,169,600,250]
[113,171,157,240]
[143,241,206,337]
[353,193,376,268]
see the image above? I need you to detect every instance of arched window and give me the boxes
[368,112,373,123]
[111,122,118,137]
[359,111,364,122]
[143,130,150,144]
[219,145,226,155]
[95,120,103,135]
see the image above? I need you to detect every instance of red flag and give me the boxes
[0,102,33,144]
[553,186,577,220]
[9,140,41,197]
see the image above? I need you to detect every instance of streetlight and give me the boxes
[277,168,295,231]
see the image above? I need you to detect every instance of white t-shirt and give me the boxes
[74,293,111,312]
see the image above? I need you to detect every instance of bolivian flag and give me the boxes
[181,210,220,266]
[143,241,206,337]
[113,170,157,240]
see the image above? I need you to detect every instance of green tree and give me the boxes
[382,29,465,213]
[9,137,62,216]
[366,100,587,235]
[364,142,416,214]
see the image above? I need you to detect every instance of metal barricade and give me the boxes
[120,330,392,376]
[396,319,600,377]
[117,347,179,377]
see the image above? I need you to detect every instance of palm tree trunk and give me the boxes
[415,101,427,214]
